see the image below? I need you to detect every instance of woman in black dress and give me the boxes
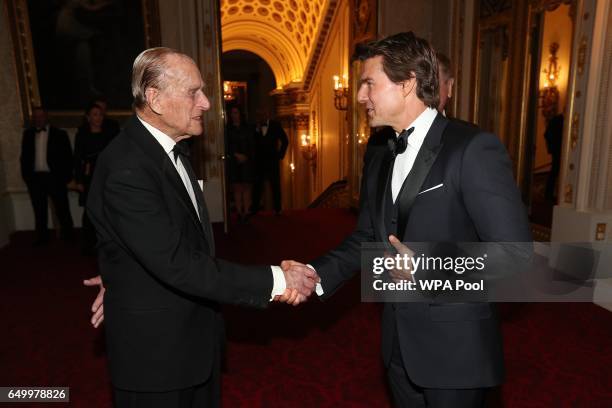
[225,106,256,222]
[74,102,118,253]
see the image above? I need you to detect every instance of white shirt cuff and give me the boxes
[305,264,324,296]
[270,265,286,300]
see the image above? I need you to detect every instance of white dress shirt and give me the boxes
[138,117,200,218]
[391,107,438,202]
[315,107,439,296]
[137,116,286,299]
[34,126,50,172]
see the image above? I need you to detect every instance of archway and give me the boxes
[221,50,276,122]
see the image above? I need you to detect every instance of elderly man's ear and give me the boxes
[145,88,162,114]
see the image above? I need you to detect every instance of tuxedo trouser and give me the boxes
[252,168,281,212]
[113,348,221,408]
[26,173,73,239]
[387,327,486,408]
[81,211,97,251]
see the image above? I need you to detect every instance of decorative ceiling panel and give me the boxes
[220,0,328,87]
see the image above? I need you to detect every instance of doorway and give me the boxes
[221,50,277,224]
[522,3,574,228]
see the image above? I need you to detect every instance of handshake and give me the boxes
[83,260,320,328]
[274,260,320,306]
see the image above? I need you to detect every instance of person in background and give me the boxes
[436,52,455,115]
[74,102,118,254]
[20,106,74,246]
[544,113,564,202]
[251,108,288,216]
[225,105,256,223]
[92,96,121,136]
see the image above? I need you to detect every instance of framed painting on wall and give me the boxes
[7,0,160,127]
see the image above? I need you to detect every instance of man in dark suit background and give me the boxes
[284,32,532,407]
[251,108,288,215]
[20,107,74,245]
[436,52,455,115]
[544,113,564,202]
[85,48,317,407]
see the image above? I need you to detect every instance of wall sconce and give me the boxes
[300,133,317,184]
[356,132,367,145]
[333,74,348,111]
[300,133,317,161]
[539,42,561,120]
[223,81,235,101]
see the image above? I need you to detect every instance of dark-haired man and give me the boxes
[436,52,455,114]
[284,32,531,407]
[20,107,74,245]
[251,108,288,216]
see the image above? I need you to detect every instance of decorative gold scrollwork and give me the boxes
[577,35,588,76]
[564,184,573,203]
[570,112,579,149]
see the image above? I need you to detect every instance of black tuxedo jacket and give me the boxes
[20,126,73,183]
[311,114,532,389]
[87,116,273,392]
[255,119,288,172]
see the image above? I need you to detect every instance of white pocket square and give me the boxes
[417,183,443,195]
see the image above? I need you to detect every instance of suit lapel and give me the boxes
[178,154,215,255]
[395,114,448,240]
[124,117,206,237]
[162,157,203,230]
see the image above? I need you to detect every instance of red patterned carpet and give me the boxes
[1,208,612,407]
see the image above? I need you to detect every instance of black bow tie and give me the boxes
[388,127,414,158]
[172,141,191,162]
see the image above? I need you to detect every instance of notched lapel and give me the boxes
[161,157,204,233]
[124,116,205,236]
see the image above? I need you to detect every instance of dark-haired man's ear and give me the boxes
[401,77,416,97]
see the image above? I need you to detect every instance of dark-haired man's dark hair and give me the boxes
[93,95,108,104]
[353,31,439,109]
[84,102,104,115]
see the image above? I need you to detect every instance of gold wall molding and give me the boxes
[577,35,588,75]
[570,112,579,149]
[6,0,40,122]
[557,0,599,210]
[564,183,573,203]
[302,0,340,91]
